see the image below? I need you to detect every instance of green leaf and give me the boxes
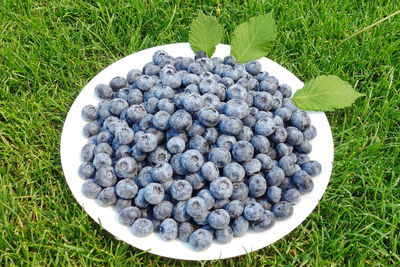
[189,12,223,57]
[292,75,365,111]
[230,12,277,63]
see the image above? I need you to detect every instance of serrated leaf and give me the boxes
[230,13,277,63]
[292,75,365,111]
[189,13,223,57]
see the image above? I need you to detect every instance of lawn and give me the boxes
[1,0,399,265]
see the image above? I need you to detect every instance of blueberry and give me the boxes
[126,69,142,84]
[157,98,175,115]
[208,209,230,229]
[242,114,257,128]
[149,163,172,183]
[241,197,257,207]
[162,74,182,89]
[170,180,193,201]
[266,186,282,204]
[226,84,247,101]
[223,55,236,66]
[150,110,170,131]
[134,188,149,208]
[271,201,293,220]
[245,61,261,76]
[219,77,234,88]
[296,153,310,166]
[144,97,159,114]
[215,84,227,101]
[82,179,102,198]
[137,75,156,91]
[95,84,113,99]
[143,183,164,205]
[255,117,276,136]
[248,174,267,197]
[182,73,200,86]
[200,162,219,182]
[250,210,276,232]
[196,58,215,72]
[255,71,269,82]
[290,111,311,131]
[126,105,147,124]
[254,110,272,121]
[166,136,185,154]
[257,198,272,210]
[197,189,216,210]
[109,76,127,91]
[185,172,206,190]
[119,206,141,225]
[258,80,278,94]
[231,141,254,162]
[142,62,161,76]
[114,157,137,179]
[243,202,264,222]
[218,116,244,136]
[173,201,190,222]
[180,149,204,173]
[161,180,173,193]
[78,162,95,179]
[256,153,274,170]
[189,229,213,251]
[97,187,117,206]
[188,62,203,75]
[203,127,219,144]
[295,140,312,154]
[194,50,207,60]
[81,143,96,162]
[135,166,153,188]
[285,127,304,146]
[250,135,270,153]
[115,179,138,199]
[131,218,153,237]
[109,98,128,116]
[278,156,296,176]
[243,159,262,176]
[81,105,98,122]
[303,125,317,140]
[170,153,187,176]
[217,134,237,151]
[302,160,322,177]
[210,177,233,200]
[187,121,205,138]
[169,109,192,132]
[197,107,221,127]
[265,166,285,186]
[96,130,113,145]
[159,65,176,79]
[275,143,290,158]
[186,197,207,219]
[135,132,157,153]
[214,227,233,244]
[225,200,244,218]
[188,136,209,155]
[282,189,300,205]
[278,84,292,98]
[253,92,274,111]
[231,216,249,237]
[152,50,168,65]
[115,198,132,212]
[83,121,100,138]
[94,166,116,187]
[199,78,218,94]
[231,182,249,200]
[222,99,249,119]
[159,218,178,241]
[114,126,134,145]
[130,145,147,162]
[292,170,314,193]
[175,57,194,71]
[178,222,195,242]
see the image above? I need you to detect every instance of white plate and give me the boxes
[60,43,334,261]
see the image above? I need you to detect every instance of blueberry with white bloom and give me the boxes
[199,78,218,94]
[189,229,213,251]
[225,200,244,218]
[208,147,231,168]
[119,206,140,225]
[148,146,171,165]
[97,187,117,207]
[78,162,95,179]
[173,201,191,222]
[215,227,233,244]
[218,116,243,136]
[188,135,209,155]
[248,174,267,198]
[271,201,293,220]
[83,121,101,137]
[217,134,236,151]
[197,189,216,210]
[243,159,262,176]
[143,183,164,205]
[166,136,186,154]
[82,179,102,199]
[95,84,113,99]
[170,180,193,201]
[282,189,301,205]
[93,152,112,169]
[210,177,233,200]
[302,160,322,177]
[169,109,193,132]
[231,216,249,237]
[292,170,314,193]
[116,179,138,199]
[231,182,249,200]
[243,202,264,222]
[178,222,195,242]
[251,135,270,153]
[185,172,206,190]
[131,218,153,237]
[135,132,157,153]
[250,210,276,232]
[232,141,254,162]
[160,218,178,241]
[255,117,276,136]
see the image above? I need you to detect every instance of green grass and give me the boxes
[1,0,399,265]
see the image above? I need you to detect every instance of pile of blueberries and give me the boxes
[78,49,322,251]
